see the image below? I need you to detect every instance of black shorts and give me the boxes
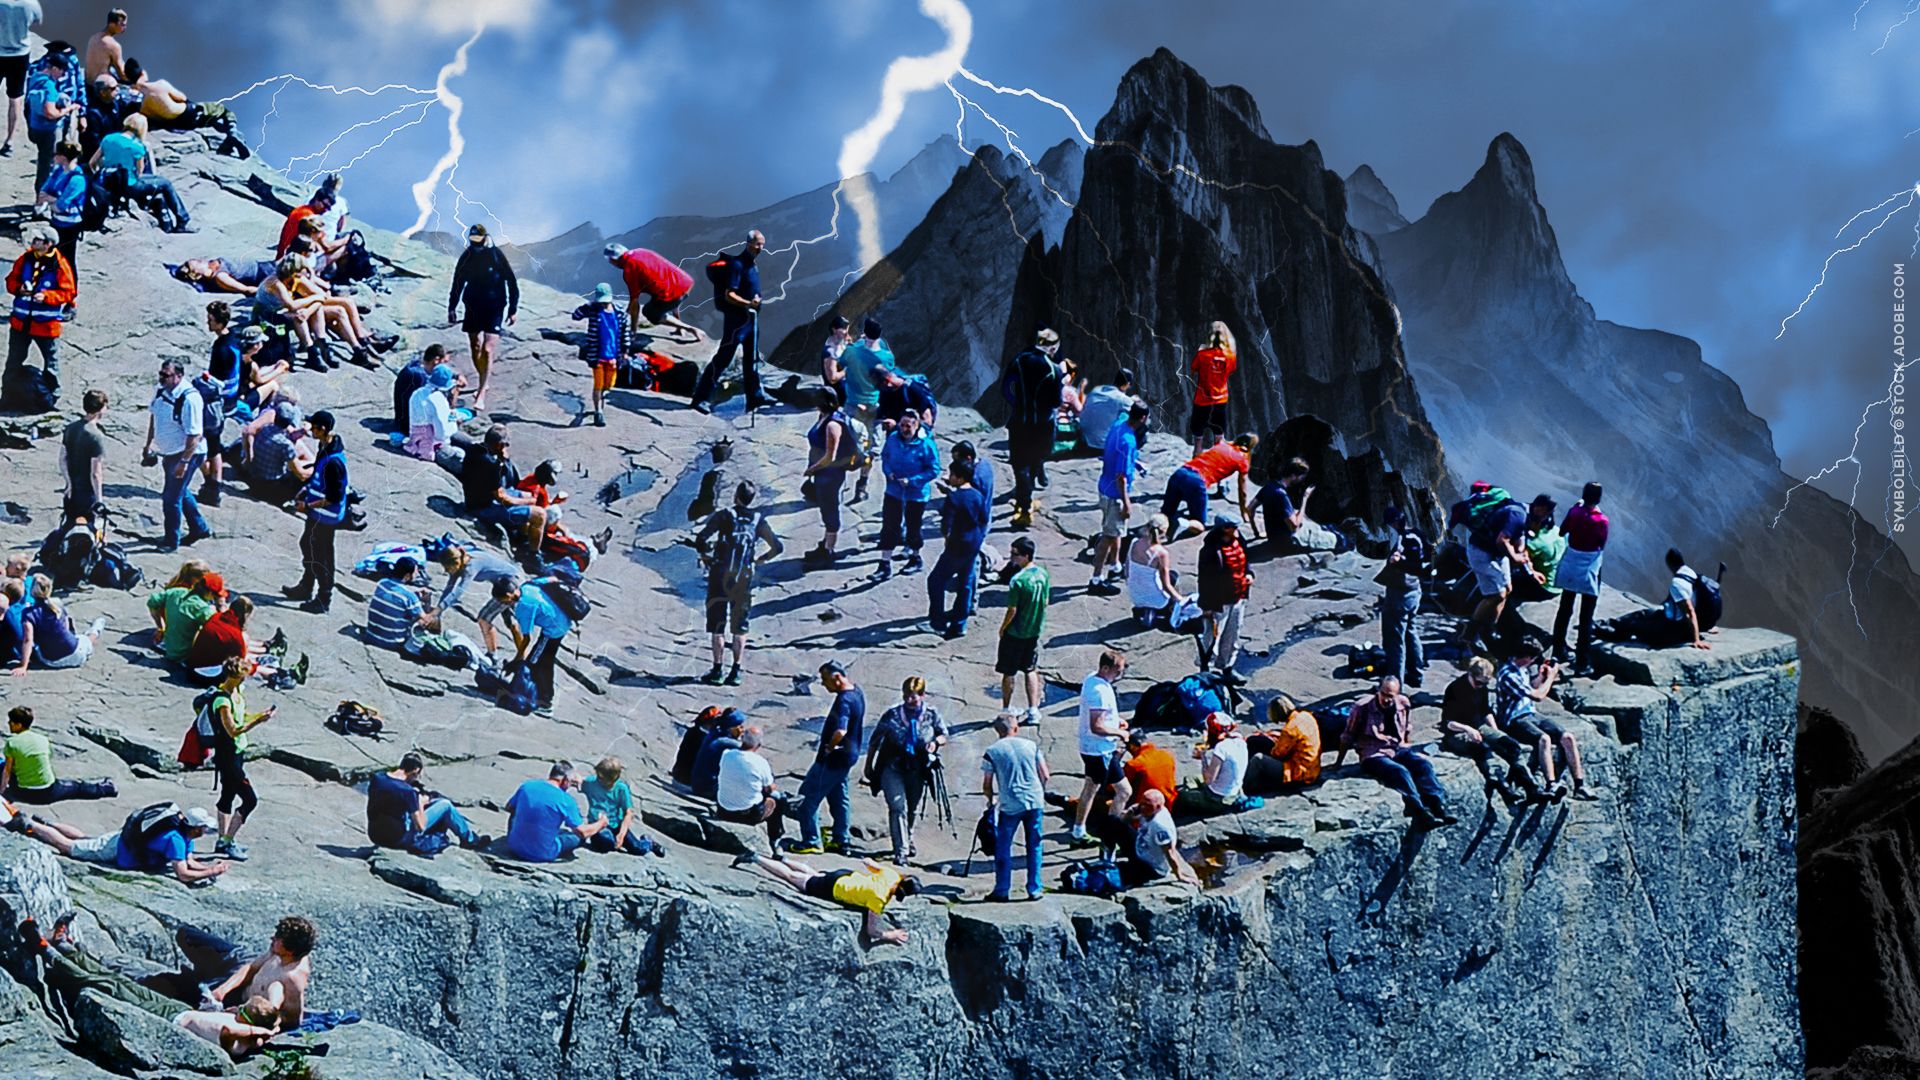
[0,56,24,100]
[1503,714,1566,745]
[641,296,683,324]
[802,869,851,901]
[705,582,752,635]
[462,305,506,335]
[1080,750,1125,785]
[1189,401,1228,439]
[995,633,1039,676]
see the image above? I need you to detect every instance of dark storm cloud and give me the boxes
[45,1,1912,541]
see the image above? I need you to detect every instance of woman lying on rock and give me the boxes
[733,852,922,947]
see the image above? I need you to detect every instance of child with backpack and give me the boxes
[570,283,631,427]
[692,480,785,686]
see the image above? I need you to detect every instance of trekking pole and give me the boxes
[747,307,760,432]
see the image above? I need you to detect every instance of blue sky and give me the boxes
[57,1,1918,540]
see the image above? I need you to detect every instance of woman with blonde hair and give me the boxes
[15,573,106,672]
[1245,693,1323,793]
[1188,321,1237,455]
[87,112,191,232]
[1127,513,1187,629]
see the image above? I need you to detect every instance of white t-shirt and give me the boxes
[1079,385,1133,449]
[1078,674,1121,757]
[149,384,204,456]
[1133,807,1177,877]
[409,384,451,441]
[1204,736,1248,799]
[1664,569,1695,620]
[716,748,774,812]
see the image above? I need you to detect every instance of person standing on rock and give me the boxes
[692,480,784,686]
[872,410,939,580]
[1462,490,1536,654]
[506,761,606,862]
[1551,482,1609,675]
[142,358,213,552]
[1196,516,1253,685]
[1188,322,1237,457]
[281,409,348,614]
[835,318,894,500]
[447,223,518,413]
[207,656,273,861]
[802,389,856,567]
[790,660,865,855]
[819,314,851,405]
[0,0,41,159]
[495,577,572,718]
[996,536,1050,724]
[22,47,77,189]
[6,223,73,407]
[604,242,701,342]
[981,710,1049,902]
[864,675,948,867]
[691,230,770,414]
[59,387,106,523]
[571,282,631,428]
[1377,505,1429,690]
[1091,399,1150,593]
[1071,648,1131,846]
[1000,328,1063,529]
[925,457,989,638]
[1334,675,1457,829]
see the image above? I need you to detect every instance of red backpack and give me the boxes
[175,690,220,770]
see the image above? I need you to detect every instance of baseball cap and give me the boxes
[183,807,218,830]
[1212,512,1240,529]
[429,364,456,389]
[604,243,628,260]
[719,707,747,729]
[467,223,488,240]
[201,572,227,597]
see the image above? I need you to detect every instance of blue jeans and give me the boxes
[926,546,979,631]
[417,798,479,844]
[1160,466,1208,531]
[1382,585,1424,685]
[796,760,853,847]
[1361,749,1446,812]
[992,806,1043,897]
[160,452,211,545]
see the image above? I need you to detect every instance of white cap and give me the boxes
[183,807,218,830]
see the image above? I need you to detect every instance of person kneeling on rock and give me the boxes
[733,851,922,947]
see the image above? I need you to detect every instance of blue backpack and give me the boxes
[1059,862,1124,897]
[497,661,538,715]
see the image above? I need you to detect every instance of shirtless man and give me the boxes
[84,9,127,83]
[199,915,315,1034]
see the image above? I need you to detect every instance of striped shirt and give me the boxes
[366,578,423,649]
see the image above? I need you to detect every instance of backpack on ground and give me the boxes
[497,661,537,715]
[326,701,385,738]
[117,802,186,871]
[38,524,98,590]
[175,689,220,769]
[474,655,510,696]
[329,230,376,285]
[1679,564,1726,632]
[1059,861,1125,898]
[534,578,591,621]
[89,542,143,590]
[403,631,472,670]
[353,543,428,582]
[0,364,57,413]
[1174,671,1232,728]
[710,508,761,590]
[540,530,591,574]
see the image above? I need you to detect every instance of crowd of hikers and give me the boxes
[0,13,1736,1025]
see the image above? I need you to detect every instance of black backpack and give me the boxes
[330,230,376,285]
[1680,564,1726,632]
[534,578,592,621]
[80,171,112,232]
[710,508,761,589]
[38,524,98,589]
[704,254,736,292]
[89,542,143,590]
[117,802,186,871]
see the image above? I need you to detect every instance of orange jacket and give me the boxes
[7,250,75,338]
[1265,710,1323,785]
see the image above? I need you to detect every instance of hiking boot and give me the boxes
[291,653,311,685]
[850,477,868,505]
[281,583,313,602]
[299,598,331,615]
[1027,887,1046,901]
[593,411,606,428]
[1023,707,1041,727]
[1011,509,1033,530]
[691,400,714,415]
[901,555,924,575]
[1426,803,1460,826]
[535,703,554,718]
[215,839,250,861]
[699,664,724,685]
[802,544,835,567]
[182,527,215,546]
[466,833,493,850]
[1546,780,1570,803]
[723,665,742,687]
[943,623,965,639]
[1570,781,1601,801]
[265,629,289,658]
[369,332,401,354]
[731,850,761,869]
[198,483,222,507]
[984,892,1012,903]
[869,562,893,582]
[784,841,824,856]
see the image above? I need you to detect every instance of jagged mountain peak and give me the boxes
[1104,47,1270,144]
[1392,131,1575,313]
[1345,164,1408,235]
[1478,132,1540,201]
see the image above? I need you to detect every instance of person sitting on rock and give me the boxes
[1243,694,1323,796]
[392,343,464,433]
[366,752,488,854]
[1251,456,1347,554]
[1440,656,1544,805]
[3,707,114,803]
[691,707,746,800]
[1121,728,1178,811]
[582,757,664,857]
[405,361,463,470]
[9,802,228,883]
[89,112,191,232]
[671,705,729,787]
[1178,712,1263,817]
[1334,675,1458,829]
[460,425,551,551]
[196,914,315,1039]
[236,401,315,494]
[13,572,105,673]
[1121,788,1200,889]
[1494,638,1596,801]
[185,596,287,687]
[122,56,233,132]
[513,459,611,572]
[1598,546,1716,652]
[146,569,224,666]
[733,851,922,947]
[506,761,606,862]
[365,558,436,652]
[715,727,789,852]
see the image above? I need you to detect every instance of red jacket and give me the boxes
[7,250,75,338]
[618,249,693,304]
[1198,532,1250,609]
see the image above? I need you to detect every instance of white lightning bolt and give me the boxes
[1877,0,1920,51]
[1775,184,1919,338]
[403,25,485,238]
[954,66,1097,144]
[212,74,436,106]
[836,0,974,271]
[283,99,432,182]
[1857,0,1875,28]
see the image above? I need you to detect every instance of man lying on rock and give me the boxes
[5,801,229,884]
[733,851,922,947]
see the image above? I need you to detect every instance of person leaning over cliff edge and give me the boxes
[733,851,922,947]
[7,801,228,883]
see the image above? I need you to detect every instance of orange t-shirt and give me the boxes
[1185,443,1250,486]
[1264,710,1323,785]
[1191,347,1236,406]
[1124,744,1179,808]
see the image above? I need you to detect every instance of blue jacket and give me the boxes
[939,486,989,553]
[881,430,940,503]
[303,438,351,527]
[41,166,86,229]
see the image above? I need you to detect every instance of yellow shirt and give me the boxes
[831,866,901,915]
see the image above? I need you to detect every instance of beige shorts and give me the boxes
[1098,496,1129,538]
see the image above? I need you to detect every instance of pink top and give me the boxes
[1561,503,1610,552]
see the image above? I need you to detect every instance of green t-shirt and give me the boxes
[1005,564,1051,640]
[581,777,632,828]
[212,686,248,753]
[1526,525,1567,597]
[148,587,216,663]
[3,731,54,789]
